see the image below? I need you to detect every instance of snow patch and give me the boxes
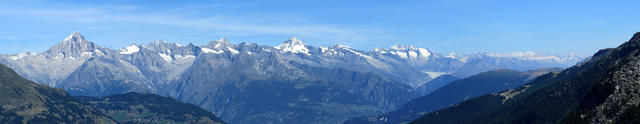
[158,53,173,62]
[227,47,239,54]
[9,53,28,60]
[395,51,408,59]
[423,71,450,78]
[408,51,418,58]
[201,48,224,54]
[120,45,140,54]
[94,49,105,56]
[81,52,93,56]
[174,55,195,59]
[418,48,431,58]
[445,52,457,59]
[319,47,328,53]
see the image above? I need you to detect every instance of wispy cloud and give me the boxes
[0,1,384,42]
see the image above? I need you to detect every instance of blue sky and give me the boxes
[1,0,639,56]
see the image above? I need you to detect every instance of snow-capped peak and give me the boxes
[43,32,100,57]
[120,44,140,54]
[218,38,229,43]
[445,52,457,58]
[275,37,310,55]
[481,51,579,62]
[389,44,417,50]
[331,44,351,49]
[206,38,233,49]
[201,47,224,54]
[279,37,305,47]
[63,31,87,44]
[377,44,431,59]
[151,40,166,45]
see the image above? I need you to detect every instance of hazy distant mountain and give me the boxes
[0,63,115,123]
[76,92,225,124]
[0,32,583,123]
[415,74,460,95]
[410,32,640,123]
[345,68,559,124]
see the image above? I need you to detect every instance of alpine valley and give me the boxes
[0,32,582,123]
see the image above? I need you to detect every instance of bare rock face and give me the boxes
[591,40,640,123]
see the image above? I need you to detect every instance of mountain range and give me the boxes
[0,32,582,123]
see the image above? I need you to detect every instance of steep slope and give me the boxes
[0,63,115,123]
[411,32,640,124]
[345,69,557,124]
[170,43,418,124]
[76,92,225,124]
[415,74,460,95]
[60,55,154,96]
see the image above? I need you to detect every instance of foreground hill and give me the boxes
[345,68,559,124]
[0,63,115,123]
[76,92,226,124]
[411,33,640,123]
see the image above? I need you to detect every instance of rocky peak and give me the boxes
[330,44,351,49]
[630,32,640,42]
[44,32,99,58]
[150,40,168,45]
[146,40,177,50]
[281,37,305,46]
[205,38,234,49]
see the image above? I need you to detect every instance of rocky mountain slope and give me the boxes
[415,74,460,95]
[410,32,640,124]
